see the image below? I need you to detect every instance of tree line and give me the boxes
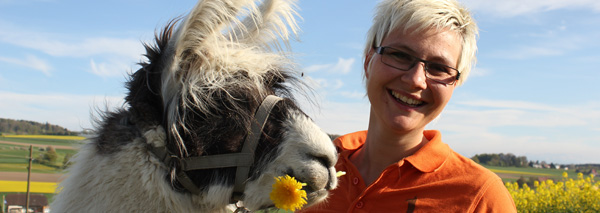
[472,153,600,174]
[471,153,529,167]
[0,118,77,135]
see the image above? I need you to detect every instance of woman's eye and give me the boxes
[389,51,413,62]
[427,63,450,74]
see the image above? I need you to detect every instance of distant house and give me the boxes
[5,193,48,213]
[530,162,542,169]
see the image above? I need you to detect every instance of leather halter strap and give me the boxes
[149,95,283,200]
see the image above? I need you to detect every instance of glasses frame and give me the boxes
[374,46,461,85]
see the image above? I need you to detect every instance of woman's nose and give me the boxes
[401,62,427,89]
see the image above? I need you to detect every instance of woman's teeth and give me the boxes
[390,90,423,106]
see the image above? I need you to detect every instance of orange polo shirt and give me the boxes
[300,130,516,213]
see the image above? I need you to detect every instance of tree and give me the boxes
[62,153,73,168]
[43,146,58,165]
[516,156,528,167]
[471,155,480,164]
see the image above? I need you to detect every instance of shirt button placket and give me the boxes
[352,176,364,211]
[355,201,364,209]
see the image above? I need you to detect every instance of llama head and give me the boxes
[125,0,338,210]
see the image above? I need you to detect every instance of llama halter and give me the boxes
[149,95,283,201]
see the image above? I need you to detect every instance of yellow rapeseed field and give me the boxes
[0,180,57,193]
[1,134,85,140]
[507,172,599,212]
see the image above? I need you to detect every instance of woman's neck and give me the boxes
[350,120,429,185]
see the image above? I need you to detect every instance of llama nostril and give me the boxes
[310,154,333,168]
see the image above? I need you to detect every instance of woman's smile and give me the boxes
[388,89,425,108]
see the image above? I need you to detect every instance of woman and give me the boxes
[301,0,516,212]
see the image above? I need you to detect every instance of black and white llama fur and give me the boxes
[50,0,338,212]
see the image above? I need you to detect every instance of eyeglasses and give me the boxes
[374,46,461,85]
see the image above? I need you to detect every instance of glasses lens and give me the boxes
[425,63,458,84]
[378,47,459,85]
[380,48,415,71]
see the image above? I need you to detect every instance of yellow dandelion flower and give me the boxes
[270,175,308,211]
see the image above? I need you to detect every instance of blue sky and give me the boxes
[1,0,599,164]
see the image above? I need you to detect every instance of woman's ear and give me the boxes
[364,48,375,78]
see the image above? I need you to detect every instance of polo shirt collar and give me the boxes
[403,130,451,173]
[336,130,451,173]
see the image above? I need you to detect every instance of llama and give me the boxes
[50,0,338,212]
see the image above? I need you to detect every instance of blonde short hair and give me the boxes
[364,0,478,85]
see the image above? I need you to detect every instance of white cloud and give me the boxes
[429,99,600,164]
[469,67,492,77]
[0,25,144,59]
[339,91,365,99]
[458,99,562,113]
[304,77,345,91]
[441,108,585,128]
[461,0,600,17]
[330,79,344,90]
[46,37,143,59]
[299,98,370,135]
[0,91,125,131]
[446,99,599,128]
[331,58,355,74]
[0,21,146,77]
[0,55,52,76]
[299,76,323,90]
[495,46,564,60]
[304,57,355,74]
[440,125,599,164]
[339,42,364,51]
[304,64,331,73]
[490,33,590,60]
[90,58,135,78]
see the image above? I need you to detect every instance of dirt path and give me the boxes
[0,140,77,150]
[0,171,65,182]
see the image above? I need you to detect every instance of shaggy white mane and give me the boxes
[161,0,301,156]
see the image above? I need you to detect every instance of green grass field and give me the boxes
[0,136,82,210]
[483,165,578,182]
[0,136,80,173]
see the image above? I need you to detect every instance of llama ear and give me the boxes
[233,0,300,51]
[170,0,299,57]
[169,1,248,58]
